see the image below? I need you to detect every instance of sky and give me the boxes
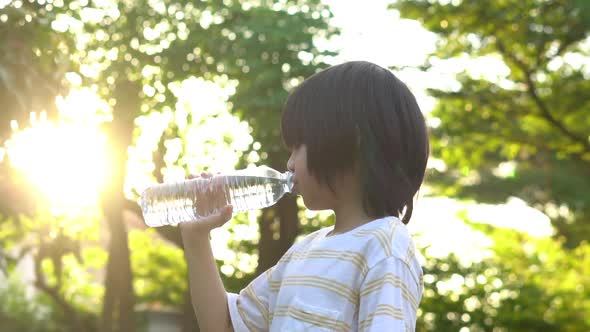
[323,0,437,67]
[322,0,438,113]
[322,0,514,109]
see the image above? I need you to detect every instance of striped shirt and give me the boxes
[227,216,423,331]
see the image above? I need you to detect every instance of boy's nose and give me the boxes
[286,156,294,172]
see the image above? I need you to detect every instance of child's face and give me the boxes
[286,145,336,211]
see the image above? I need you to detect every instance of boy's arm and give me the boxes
[181,204,272,332]
[179,172,270,331]
[182,219,234,332]
[180,172,233,331]
[179,171,235,332]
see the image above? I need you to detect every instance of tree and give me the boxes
[417,217,590,331]
[0,0,74,139]
[393,0,590,247]
[1,0,337,331]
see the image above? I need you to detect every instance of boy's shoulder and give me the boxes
[292,217,417,264]
[284,217,420,272]
[348,217,420,271]
[288,226,332,252]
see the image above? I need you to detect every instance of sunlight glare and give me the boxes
[5,93,109,216]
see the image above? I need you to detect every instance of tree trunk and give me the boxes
[100,81,140,332]
[278,195,299,254]
[256,195,299,275]
[101,214,135,332]
[33,252,90,332]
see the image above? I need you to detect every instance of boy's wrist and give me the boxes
[180,223,212,246]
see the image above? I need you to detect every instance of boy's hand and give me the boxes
[179,171,233,235]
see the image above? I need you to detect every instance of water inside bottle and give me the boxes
[139,171,293,227]
[224,174,291,213]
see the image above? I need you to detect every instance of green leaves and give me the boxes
[0,1,77,137]
[1,0,338,329]
[129,229,187,307]
[393,1,590,329]
[0,274,62,332]
[395,0,590,245]
[418,221,590,331]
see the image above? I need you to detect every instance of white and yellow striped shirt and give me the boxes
[227,216,423,331]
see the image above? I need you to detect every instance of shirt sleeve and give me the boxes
[227,266,273,332]
[358,257,422,332]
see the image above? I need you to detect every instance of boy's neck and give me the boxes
[327,166,379,236]
[330,205,375,236]
[329,173,377,236]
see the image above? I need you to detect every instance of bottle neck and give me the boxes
[282,171,294,193]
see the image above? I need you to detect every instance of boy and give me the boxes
[181,61,429,331]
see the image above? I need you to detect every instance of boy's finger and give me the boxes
[198,205,233,229]
[179,205,233,232]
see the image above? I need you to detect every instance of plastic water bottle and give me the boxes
[138,165,294,227]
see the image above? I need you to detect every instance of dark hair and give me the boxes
[281,61,429,224]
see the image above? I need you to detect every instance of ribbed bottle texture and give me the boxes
[139,166,294,227]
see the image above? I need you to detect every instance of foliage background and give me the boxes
[1,0,589,331]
